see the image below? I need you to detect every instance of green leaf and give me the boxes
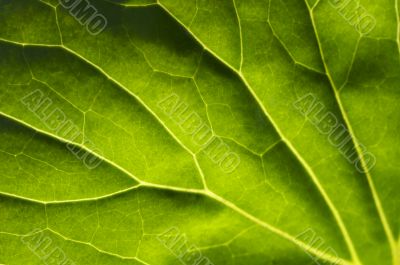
[0,0,399,264]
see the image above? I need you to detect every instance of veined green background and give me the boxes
[0,0,399,264]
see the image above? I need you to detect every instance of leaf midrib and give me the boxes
[156,1,360,263]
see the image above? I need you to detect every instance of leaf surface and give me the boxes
[0,0,399,264]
